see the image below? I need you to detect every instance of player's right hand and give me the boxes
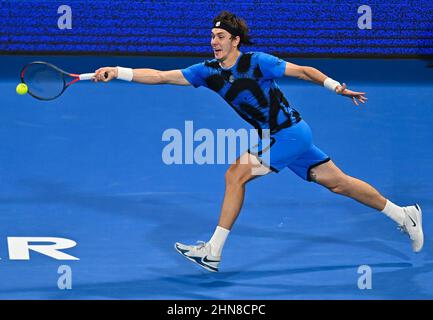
[93,67,117,82]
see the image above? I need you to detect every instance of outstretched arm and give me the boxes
[93,67,190,86]
[284,62,367,106]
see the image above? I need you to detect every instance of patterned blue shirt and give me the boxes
[181,51,301,134]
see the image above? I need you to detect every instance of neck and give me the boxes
[220,50,241,68]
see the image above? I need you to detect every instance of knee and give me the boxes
[225,165,251,187]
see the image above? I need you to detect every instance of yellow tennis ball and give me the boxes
[16,83,28,95]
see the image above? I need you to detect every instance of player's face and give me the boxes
[211,28,237,61]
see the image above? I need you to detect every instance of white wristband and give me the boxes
[116,67,134,81]
[324,77,341,92]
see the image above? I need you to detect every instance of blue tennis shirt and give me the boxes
[181,51,301,134]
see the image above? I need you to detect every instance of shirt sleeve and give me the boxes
[256,52,287,79]
[181,62,207,88]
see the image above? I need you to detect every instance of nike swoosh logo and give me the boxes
[190,256,218,271]
[409,215,417,227]
[203,256,220,263]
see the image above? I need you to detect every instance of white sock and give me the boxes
[381,199,405,225]
[208,226,230,257]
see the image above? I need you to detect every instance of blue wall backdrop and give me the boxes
[0,0,432,57]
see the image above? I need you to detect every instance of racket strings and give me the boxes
[22,63,66,100]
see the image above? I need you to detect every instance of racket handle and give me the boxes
[79,73,95,80]
[79,71,109,81]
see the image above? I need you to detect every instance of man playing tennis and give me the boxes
[94,11,424,272]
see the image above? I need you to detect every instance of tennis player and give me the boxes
[94,11,424,272]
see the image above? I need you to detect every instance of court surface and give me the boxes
[0,56,432,299]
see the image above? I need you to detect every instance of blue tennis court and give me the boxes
[0,55,432,299]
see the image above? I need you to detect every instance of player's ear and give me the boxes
[232,35,240,48]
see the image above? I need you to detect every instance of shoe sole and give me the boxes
[414,203,424,253]
[174,243,219,272]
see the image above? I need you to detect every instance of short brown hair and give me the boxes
[213,11,252,48]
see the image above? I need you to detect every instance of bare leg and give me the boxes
[310,160,386,210]
[174,153,272,270]
[309,160,424,252]
[217,152,271,230]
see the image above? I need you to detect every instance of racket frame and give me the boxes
[20,61,92,101]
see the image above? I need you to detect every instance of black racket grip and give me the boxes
[104,71,109,79]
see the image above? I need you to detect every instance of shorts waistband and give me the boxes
[266,116,302,136]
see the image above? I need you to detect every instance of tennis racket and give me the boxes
[20,61,108,101]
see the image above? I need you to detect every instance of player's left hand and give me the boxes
[335,83,367,106]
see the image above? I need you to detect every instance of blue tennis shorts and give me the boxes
[249,120,330,181]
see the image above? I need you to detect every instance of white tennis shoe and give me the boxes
[174,241,221,272]
[399,204,424,253]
